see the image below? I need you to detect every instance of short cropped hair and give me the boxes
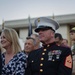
[26,36,36,45]
[55,33,63,40]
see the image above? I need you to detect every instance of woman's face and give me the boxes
[0,32,11,49]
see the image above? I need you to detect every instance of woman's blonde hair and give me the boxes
[0,42,6,53]
[2,28,21,54]
[0,43,2,52]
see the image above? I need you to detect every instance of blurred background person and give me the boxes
[70,27,75,74]
[24,36,37,56]
[70,27,75,54]
[1,28,26,75]
[30,34,41,49]
[55,33,63,46]
[0,36,6,53]
[61,39,70,48]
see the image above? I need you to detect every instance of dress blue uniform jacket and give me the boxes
[25,42,72,75]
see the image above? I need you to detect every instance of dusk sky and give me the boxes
[0,0,75,24]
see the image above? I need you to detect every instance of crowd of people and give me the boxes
[0,17,75,75]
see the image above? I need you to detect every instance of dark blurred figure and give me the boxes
[61,39,70,48]
[55,33,63,46]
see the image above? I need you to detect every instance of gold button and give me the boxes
[47,45,50,47]
[44,49,46,51]
[41,58,44,60]
[40,69,43,72]
[40,63,43,66]
[31,60,34,63]
[42,52,45,55]
[52,59,55,61]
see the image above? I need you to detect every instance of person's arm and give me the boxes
[58,47,73,75]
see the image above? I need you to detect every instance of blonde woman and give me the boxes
[1,28,26,75]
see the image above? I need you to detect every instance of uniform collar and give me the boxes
[42,42,56,48]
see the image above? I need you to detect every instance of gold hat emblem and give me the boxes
[38,18,40,22]
[72,27,75,30]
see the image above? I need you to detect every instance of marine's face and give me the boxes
[0,32,11,49]
[38,29,54,44]
[70,32,75,41]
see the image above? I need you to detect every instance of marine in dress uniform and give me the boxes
[25,17,73,75]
